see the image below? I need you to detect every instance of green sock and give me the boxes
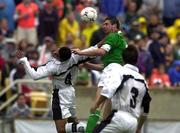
[85,110,101,133]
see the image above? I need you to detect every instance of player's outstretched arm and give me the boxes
[72,48,106,56]
[16,50,54,80]
[83,62,104,71]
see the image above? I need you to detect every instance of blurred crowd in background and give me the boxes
[0,0,180,96]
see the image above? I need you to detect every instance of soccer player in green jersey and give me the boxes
[72,17,127,132]
[72,17,127,68]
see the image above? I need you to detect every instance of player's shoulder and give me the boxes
[107,32,116,37]
[107,31,124,39]
[123,64,144,79]
[71,53,79,61]
[106,63,122,68]
[47,57,61,66]
[103,63,123,73]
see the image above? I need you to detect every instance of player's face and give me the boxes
[102,20,113,34]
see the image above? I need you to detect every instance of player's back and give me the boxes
[51,53,92,89]
[111,64,148,118]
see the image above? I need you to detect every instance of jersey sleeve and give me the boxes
[141,89,151,116]
[101,44,111,52]
[19,57,57,80]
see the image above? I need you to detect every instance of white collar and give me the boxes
[118,30,122,34]
[124,64,139,72]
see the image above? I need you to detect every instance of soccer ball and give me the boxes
[80,7,97,22]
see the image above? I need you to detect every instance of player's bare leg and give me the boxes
[55,119,67,133]
[102,99,112,120]
[96,87,112,120]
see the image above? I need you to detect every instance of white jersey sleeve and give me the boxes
[19,57,58,80]
[101,44,111,52]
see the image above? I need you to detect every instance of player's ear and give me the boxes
[112,25,117,32]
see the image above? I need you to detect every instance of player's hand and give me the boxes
[16,50,24,59]
[71,48,82,55]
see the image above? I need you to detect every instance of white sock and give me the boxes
[65,122,86,133]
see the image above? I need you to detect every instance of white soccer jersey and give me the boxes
[19,53,92,89]
[99,63,151,118]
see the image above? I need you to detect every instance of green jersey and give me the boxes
[102,32,127,67]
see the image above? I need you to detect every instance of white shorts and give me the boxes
[98,63,121,91]
[94,110,137,133]
[52,86,76,120]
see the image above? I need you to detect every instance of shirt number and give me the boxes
[130,87,139,108]
[65,73,72,85]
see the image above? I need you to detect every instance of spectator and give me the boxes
[75,0,86,13]
[164,43,173,69]
[149,64,171,88]
[148,30,165,68]
[38,1,59,43]
[163,0,180,27]
[37,36,55,65]
[5,93,33,132]
[168,60,180,86]
[17,39,28,52]
[1,53,17,88]
[0,0,16,31]
[135,34,153,78]
[99,0,124,17]
[14,0,39,45]
[138,0,163,18]
[166,19,180,44]
[58,10,81,47]
[63,0,74,16]
[0,18,13,38]
[6,93,33,118]
[147,14,160,36]
[81,22,99,47]
[137,16,148,35]
[126,21,144,40]
[173,33,180,60]
[159,33,173,69]
[52,0,64,19]
[1,38,16,61]
[124,1,138,25]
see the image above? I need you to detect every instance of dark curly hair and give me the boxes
[58,47,72,61]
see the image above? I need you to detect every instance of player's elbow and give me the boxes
[97,49,106,56]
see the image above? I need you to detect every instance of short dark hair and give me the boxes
[122,45,138,65]
[105,17,120,29]
[58,47,72,61]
